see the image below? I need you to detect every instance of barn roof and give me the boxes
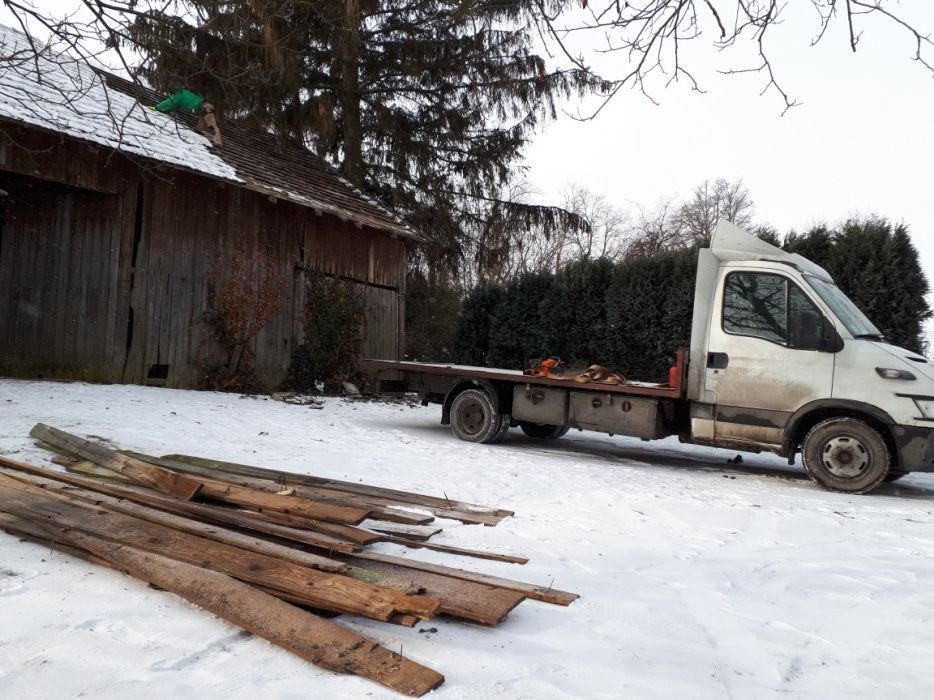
[0,25,419,240]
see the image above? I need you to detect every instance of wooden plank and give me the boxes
[380,536,529,565]
[353,551,579,607]
[361,520,442,541]
[30,423,203,500]
[0,456,358,554]
[342,559,525,626]
[127,452,432,525]
[159,453,512,524]
[30,424,371,524]
[3,523,445,696]
[0,463,346,573]
[229,506,381,546]
[0,476,438,622]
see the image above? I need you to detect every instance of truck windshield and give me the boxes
[805,275,883,339]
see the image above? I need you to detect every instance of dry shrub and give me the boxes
[199,246,284,392]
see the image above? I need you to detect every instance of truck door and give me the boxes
[703,270,834,448]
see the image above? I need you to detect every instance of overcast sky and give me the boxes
[526,2,934,275]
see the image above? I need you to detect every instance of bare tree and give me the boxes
[556,183,631,267]
[536,1,934,115]
[627,196,690,257]
[466,178,588,286]
[678,177,755,246]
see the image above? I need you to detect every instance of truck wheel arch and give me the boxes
[441,379,511,425]
[784,400,898,465]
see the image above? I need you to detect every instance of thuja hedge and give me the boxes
[454,249,699,381]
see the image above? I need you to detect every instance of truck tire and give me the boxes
[801,417,891,494]
[449,389,504,444]
[519,422,570,440]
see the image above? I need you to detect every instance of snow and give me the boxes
[0,26,241,183]
[2,378,934,698]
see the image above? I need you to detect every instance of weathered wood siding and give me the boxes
[0,125,406,389]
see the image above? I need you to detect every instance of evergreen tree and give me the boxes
[454,282,507,365]
[128,1,594,274]
[486,271,555,368]
[404,270,461,361]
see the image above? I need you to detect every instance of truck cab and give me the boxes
[688,221,934,492]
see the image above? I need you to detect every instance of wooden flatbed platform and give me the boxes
[365,355,687,400]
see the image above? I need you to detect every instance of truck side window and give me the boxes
[723,272,824,348]
[723,272,788,343]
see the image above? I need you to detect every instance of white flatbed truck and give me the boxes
[367,221,934,494]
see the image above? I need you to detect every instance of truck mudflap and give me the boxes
[891,425,934,472]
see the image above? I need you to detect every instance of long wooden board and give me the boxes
[160,453,513,525]
[128,452,434,526]
[0,456,358,554]
[30,424,372,525]
[354,551,579,607]
[342,558,525,626]
[31,423,203,499]
[0,476,438,622]
[0,463,346,573]
[0,520,444,696]
[380,536,529,565]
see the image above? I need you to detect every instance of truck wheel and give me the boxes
[801,417,891,494]
[449,389,503,444]
[519,422,569,440]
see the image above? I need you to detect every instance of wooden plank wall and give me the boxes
[0,173,135,382]
[0,126,407,389]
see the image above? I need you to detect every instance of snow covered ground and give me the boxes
[2,378,934,699]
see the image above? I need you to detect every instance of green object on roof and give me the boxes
[154,87,204,114]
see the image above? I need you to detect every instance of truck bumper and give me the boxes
[892,425,934,472]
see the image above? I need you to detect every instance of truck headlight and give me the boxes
[876,367,916,380]
[913,398,934,419]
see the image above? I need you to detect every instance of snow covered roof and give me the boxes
[0,24,420,240]
[0,25,240,183]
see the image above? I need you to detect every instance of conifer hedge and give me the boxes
[451,218,931,378]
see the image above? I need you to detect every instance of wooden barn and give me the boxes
[0,26,419,389]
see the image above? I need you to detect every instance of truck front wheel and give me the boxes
[802,417,891,494]
[519,422,570,440]
[449,389,504,443]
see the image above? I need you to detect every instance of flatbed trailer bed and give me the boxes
[364,355,687,400]
[364,351,689,445]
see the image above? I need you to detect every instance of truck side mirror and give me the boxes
[790,309,822,350]
[791,309,843,352]
[818,316,844,353]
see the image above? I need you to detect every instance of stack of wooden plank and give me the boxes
[0,423,578,697]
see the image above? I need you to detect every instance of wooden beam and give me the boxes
[0,456,358,554]
[379,536,528,565]
[3,523,445,695]
[158,453,513,525]
[0,463,347,573]
[30,424,202,499]
[0,476,438,622]
[30,425,372,524]
[342,559,525,626]
[127,452,432,525]
[352,551,579,607]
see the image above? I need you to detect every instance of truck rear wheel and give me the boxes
[519,422,569,440]
[449,388,504,444]
[802,417,891,494]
